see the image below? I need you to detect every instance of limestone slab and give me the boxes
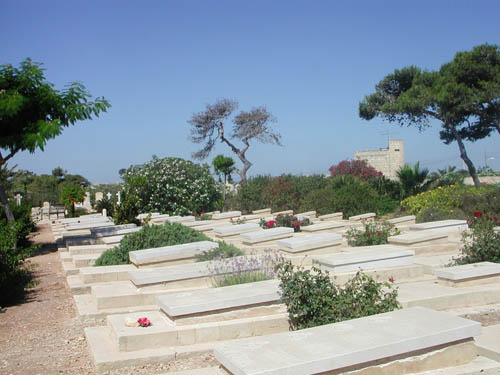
[214,223,261,238]
[157,280,280,318]
[166,216,195,223]
[494,226,499,233]
[387,215,416,225]
[136,212,161,220]
[212,211,241,220]
[129,261,214,287]
[252,208,271,215]
[129,241,218,267]
[182,220,214,227]
[272,210,293,217]
[73,253,101,267]
[95,227,141,238]
[214,307,481,375]
[68,244,113,255]
[297,211,316,218]
[65,221,114,231]
[410,219,468,231]
[91,224,137,236]
[348,212,376,221]
[318,212,343,221]
[240,227,294,245]
[276,233,342,253]
[301,221,346,232]
[388,230,448,245]
[80,265,135,284]
[436,262,500,284]
[313,245,414,273]
[193,221,233,232]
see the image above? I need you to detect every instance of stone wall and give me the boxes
[354,140,404,180]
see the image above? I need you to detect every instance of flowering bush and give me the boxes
[120,156,221,216]
[452,211,500,265]
[260,214,311,232]
[276,261,400,330]
[401,184,494,217]
[60,184,85,217]
[262,175,300,212]
[208,250,284,287]
[329,159,383,180]
[346,221,400,247]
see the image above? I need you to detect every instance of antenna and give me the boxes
[380,130,390,146]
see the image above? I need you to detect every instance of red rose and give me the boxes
[277,214,281,217]
[474,211,483,218]
[294,221,299,228]
[493,216,498,222]
[389,276,395,284]
[377,231,382,236]
[137,317,151,327]
[367,232,371,236]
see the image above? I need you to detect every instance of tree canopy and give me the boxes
[188,99,281,183]
[359,44,500,187]
[0,58,110,220]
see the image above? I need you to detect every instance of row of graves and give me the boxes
[52,209,500,374]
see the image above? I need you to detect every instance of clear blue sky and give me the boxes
[2,0,499,183]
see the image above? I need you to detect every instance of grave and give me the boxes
[252,208,271,216]
[129,241,219,268]
[388,229,455,255]
[301,221,346,233]
[436,262,500,287]
[90,224,138,236]
[240,227,294,246]
[297,210,316,218]
[271,210,293,217]
[214,307,480,375]
[85,280,288,371]
[313,245,415,273]
[166,216,195,223]
[136,213,161,220]
[68,244,114,256]
[277,233,342,256]
[386,215,416,228]
[212,211,241,221]
[318,212,343,221]
[182,220,215,227]
[348,212,376,221]
[214,223,261,239]
[409,219,468,232]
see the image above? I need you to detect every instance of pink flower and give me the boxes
[137,317,151,327]
[293,221,299,228]
[266,220,275,228]
[493,216,498,222]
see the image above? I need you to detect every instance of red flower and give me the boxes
[389,276,395,284]
[277,214,281,217]
[137,317,151,327]
[493,216,498,222]
[474,211,483,218]
[367,232,371,236]
[266,220,275,228]
[293,221,299,228]
[377,231,382,236]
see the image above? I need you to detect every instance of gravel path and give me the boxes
[0,223,218,375]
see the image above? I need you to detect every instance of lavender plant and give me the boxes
[208,250,284,287]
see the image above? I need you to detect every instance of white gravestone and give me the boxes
[95,192,103,202]
[15,193,22,206]
[106,192,112,200]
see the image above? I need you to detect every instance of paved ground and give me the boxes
[0,223,217,375]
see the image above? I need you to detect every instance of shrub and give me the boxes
[95,223,211,266]
[60,184,85,217]
[260,214,311,232]
[400,184,493,216]
[229,175,271,213]
[208,250,283,287]
[459,186,500,218]
[195,241,244,262]
[113,187,141,225]
[0,217,38,305]
[329,159,383,180]
[95,196,114,217]
[416,206,466,223]
[301,176,396,217]
[262,175,300,212]
[368,176,402,201]
[346,221,399,246]
[452,212,500,265]
[276,261,400,330]
[121,156,221,215]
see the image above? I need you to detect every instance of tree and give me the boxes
[188,99,282,183]
[359,44,500,188]
[60,184,85,217]
[0,58,110,221]
[51,167,67,180]
[212,154,235,201]
[396,163,432,198]
[329,159,383,180]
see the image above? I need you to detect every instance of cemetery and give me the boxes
[1,20,500,375]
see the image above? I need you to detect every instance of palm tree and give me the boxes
[397,163,431,198]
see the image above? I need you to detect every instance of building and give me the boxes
[354,140,404,180]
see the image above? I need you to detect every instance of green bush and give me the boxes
[346,221,400,246]
[195,241,244,262]
[458,186,500,218]
[95,223,242,266]
[229,175,271,213]
[400,185,493,216]
[452,212,500,265]
[113,188,141,225]
[301,176,396,217]
[121,156,221,215]
[276,261,400,330]
[0,212,38,305]
[95,196,114,217]
[416,206,466,223]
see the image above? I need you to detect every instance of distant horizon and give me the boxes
[2,1,499,183]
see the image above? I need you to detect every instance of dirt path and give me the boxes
[0,223,216,375]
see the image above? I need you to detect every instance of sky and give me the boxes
[1,0,499,183]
